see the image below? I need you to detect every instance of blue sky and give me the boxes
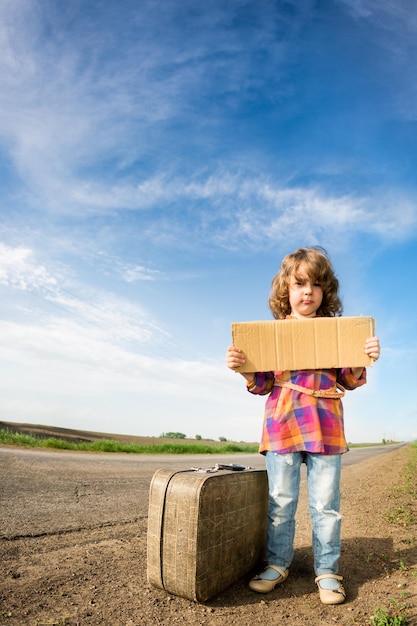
[0,0,416,444]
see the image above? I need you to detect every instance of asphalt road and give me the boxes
[0,443,405,539]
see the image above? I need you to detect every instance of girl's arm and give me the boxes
[351,336,380,379]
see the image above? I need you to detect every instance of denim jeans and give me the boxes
[265,451,342,575]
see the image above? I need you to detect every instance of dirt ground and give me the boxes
[1,445,416,626]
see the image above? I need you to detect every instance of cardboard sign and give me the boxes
[231,316,375,372]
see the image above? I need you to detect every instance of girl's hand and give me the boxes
[365,336,380,361]
[226,346,246,370]
[226,346,256,384]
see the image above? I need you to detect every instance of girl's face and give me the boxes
[288,264,323,319]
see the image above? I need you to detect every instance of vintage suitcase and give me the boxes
[147,465,268,602]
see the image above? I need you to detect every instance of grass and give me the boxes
[370,443,417,626]
[0,428,259,454]
[0,422,399,455]
[0,427,398,455]
[385,443,417,529]
[370,602,409,625]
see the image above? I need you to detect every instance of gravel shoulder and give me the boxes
[1,444,416,625]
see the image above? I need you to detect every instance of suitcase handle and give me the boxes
[190,463,252,473]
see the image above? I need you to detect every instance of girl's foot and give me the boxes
[315,574,346,605]
[248,565,289,593]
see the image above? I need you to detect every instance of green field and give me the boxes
[0,420,400,455]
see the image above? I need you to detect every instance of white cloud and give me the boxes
[129,175,417,250]
[250,185,417,241]
[0,243,168,348]
[0,240,247,438]
[0,0,416,237]
[0,244,58,290]
[0,0,313,217]
[0,313,253,439]
[122,264,163,283]
[0,316,211,392]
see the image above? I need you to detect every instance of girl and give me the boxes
[226,247,380,605]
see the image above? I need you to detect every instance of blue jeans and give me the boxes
[265,451,342,575]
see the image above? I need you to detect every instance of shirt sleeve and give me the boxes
[247,371,275,396]
[337,367,367,390]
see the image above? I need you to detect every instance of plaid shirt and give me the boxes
[249,367,366,455]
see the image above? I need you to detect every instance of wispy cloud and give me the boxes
[0,244,58,290]
[337,0,417,120]
[0,311,243,438]
[1,0,415,232]
[90,250,165,284]
[0,241,229,402]
[103,174,417,250]
[338,0,417,28]
[0,243,168,348]
[0,0,312,215]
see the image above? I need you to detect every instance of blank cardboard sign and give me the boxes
[231,316,375,373]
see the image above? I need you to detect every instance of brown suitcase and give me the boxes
[147,466,268,602]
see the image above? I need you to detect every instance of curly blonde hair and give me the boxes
[269,246,343,319]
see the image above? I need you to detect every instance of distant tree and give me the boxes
[195,434,202,440]
[219,436,227,442]
[161,432,187,439]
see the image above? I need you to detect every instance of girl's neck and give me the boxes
[289,311,318,319]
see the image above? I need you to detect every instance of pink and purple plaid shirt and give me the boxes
[249,366,366,455]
